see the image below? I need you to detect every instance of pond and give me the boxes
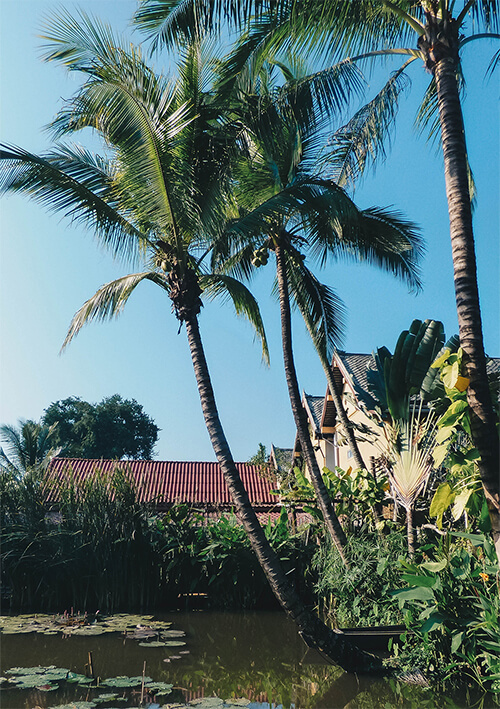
[0,611,493,709]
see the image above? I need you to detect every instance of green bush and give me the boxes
[391,531,500,693]
[313,527,406,628]
[0,470,315,612]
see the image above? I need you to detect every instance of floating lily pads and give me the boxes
[7,665,56,675]
[138,640,169,647]
[189,699,224,708]
[224,700,251,707]
[48,703,97,709]
[101,675,152,688]
[163,629,185,638]
[66,672,88,684]
[92,693,119,704]
[144,681,174,695]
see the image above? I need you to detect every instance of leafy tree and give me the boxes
[0,13,383,671]
[247,442,268,464]
[0,419,60,477]
[42,394,159,459]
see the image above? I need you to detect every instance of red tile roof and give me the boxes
[47,458,278,510]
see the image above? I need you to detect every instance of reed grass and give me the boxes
[0,467,315,612]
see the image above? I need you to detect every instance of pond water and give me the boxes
[0,611,493,709]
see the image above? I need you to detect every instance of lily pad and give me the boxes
[189,699,224,708]
[224,701,251,707]
[101,675,151,688]
[7,666,54,675]
[162,629,186,638]
[48,703,97,709]
[164,640,186,647]
[138,641,169,647]
[66,672,88,684]
[93,694,119,704]
[145,681,174,695]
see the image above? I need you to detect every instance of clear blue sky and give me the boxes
[1,0,498,462]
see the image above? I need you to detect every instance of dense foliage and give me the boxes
[42,394,159,459]
[0,466,316,613]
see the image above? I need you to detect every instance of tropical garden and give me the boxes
[0,1,499,707]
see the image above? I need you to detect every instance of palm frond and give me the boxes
[285,254,346,358]
[0,144,146,262]
[40,9,133,70]
[62,272,169,350]
[384,411,437,511]
[356,207,423,292]
[200,273,269,362]
[321,65,412,187]
[134,0,279,49]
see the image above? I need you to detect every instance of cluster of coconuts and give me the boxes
[251,246,269,267]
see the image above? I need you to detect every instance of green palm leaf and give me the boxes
[62,272,169,351]
[0,144,145,262]
[200,273,270,362]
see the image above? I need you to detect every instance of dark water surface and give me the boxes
[0,611,493,708]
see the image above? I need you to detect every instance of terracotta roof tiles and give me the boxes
[47,458,278,510]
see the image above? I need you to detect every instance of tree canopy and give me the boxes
[42,395,159,460]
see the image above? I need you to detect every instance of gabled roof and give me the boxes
[303,394,324,434]
[47,458,277,510]
[334,351,500,404]
[269,445,293,473]
[333,351,374,395]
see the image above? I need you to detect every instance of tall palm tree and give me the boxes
[0,419,60,477]
[0,12,384,672]
[135,0,500,562]
[213,59,422,560]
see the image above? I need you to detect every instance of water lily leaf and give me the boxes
[93,694,119,704]
[189,699,224,708]
[164,640,186,647]
[66,672,88,683]
[48,703,97,709]
[37,683,59,691]
[7,666,52,675]
[139,641,169,647]
[223,701,250,707]
[145,681,174,695]
[102,675,151,688]
[162,630,185,638]
[77,677,96,685]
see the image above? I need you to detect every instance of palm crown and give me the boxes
[1,11,269,355]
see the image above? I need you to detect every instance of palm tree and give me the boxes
[0,419,60,477]
[0,11,384,672]
[213,59,422,561]
[135,0,500,564]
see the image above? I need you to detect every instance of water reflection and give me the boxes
[0,611,490,708]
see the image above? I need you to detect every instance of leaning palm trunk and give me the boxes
[184,312,383,672]
[275,244,349,564]
[430,43,500,560]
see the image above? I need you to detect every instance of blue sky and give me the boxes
[0,0,498,462]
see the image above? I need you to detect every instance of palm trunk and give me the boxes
[406,505,414,557]
[433,52,500,561]
[184,312,384,673]
[274,244,349,564]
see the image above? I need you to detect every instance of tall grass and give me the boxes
[0,468,315,613]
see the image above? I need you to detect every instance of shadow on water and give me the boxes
[0,611,494,709]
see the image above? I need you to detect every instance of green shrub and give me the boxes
[313,527,406,628]
[392,532,500,693]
